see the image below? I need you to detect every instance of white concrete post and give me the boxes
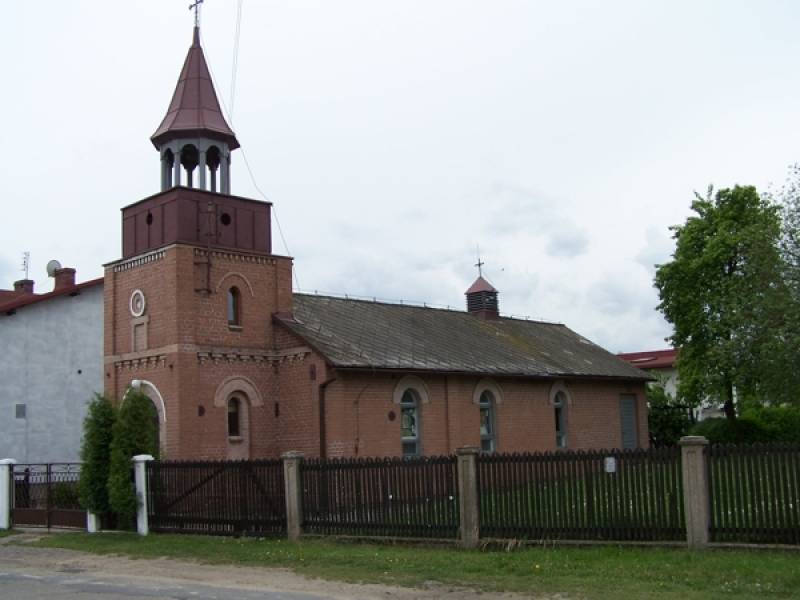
[282,452,304,542]
[0,460,16,530]
[86,511,100,533]
[679,436,710,548]
[456,447,480,549]
[132,454,155,536]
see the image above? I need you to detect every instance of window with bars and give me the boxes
[479,390,496,453]
[554,390,567,448]
[400,389,420,457]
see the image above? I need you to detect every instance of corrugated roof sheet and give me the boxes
[617,348,678,370]
[277,294,650,380]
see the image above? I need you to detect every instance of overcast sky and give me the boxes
[2,1,799,352]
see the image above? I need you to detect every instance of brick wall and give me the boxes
[104,241,649,462]
[320,372,649,458]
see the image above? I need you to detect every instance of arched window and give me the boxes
[227,286,241,327]
[479,390,496,453]
[400,389,421,457]
[554,390,567,448]
[228,396,241,437]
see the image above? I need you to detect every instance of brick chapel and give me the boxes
[104,26,651,461]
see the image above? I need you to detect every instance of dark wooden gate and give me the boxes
[12,464,85,529]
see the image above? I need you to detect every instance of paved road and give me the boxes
[0,569,326,599]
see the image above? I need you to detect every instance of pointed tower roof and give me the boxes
[151,27,240,150]
[465,276,497,295]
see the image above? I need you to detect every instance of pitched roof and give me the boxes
[0,278,103,316]
[465,276,497,294]
[617,348,678,370]
[277,294,650,380]
[151,27,239,150]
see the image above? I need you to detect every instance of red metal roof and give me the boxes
[151,27,239,150]
[1,278,103,315]
[617,348,678,370]
[465,276,497,295]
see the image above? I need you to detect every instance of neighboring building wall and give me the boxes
[0,285,104,462]
[321,371,649,458]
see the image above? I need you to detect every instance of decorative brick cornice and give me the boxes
[197,346,311,366]
[193,247,278,266]
[113,249,167,273]
[113,354,167,371]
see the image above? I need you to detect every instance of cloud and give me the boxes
[481,182,590,259]
[635,226,674,274]
[545,229,589,258]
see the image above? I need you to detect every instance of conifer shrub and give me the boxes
[107,391,159,526]
[78,394,117,514]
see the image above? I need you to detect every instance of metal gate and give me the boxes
[11,464,85,529]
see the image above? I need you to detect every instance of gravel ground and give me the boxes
[0,533,545,600]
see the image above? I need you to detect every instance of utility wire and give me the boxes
[201,18,302,291]
[229,0,243,122]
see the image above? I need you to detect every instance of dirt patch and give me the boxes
[1,533,553,600]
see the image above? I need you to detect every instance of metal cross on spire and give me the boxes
[189,0,204,28]
[474,246,484,277]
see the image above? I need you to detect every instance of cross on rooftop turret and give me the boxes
[189,0,204,28]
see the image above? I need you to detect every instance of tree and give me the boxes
[646,381,692,447]
[78,394,117,514]
[655,185,785,419]
[107,391,159,525]
[759,166,800,405]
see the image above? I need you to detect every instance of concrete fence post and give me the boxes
[0,459,16,530]
[679,436,710,548]
[456,447,480,549]
[132,454,155,536]
[282,451,304,542]
[86,511,100,533]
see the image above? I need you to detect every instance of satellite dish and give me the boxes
[46,260,62,277]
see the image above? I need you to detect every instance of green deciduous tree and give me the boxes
[655,185,786,419]
[78,394,117,514]
[107,390,159,525]
[646,381,693,447]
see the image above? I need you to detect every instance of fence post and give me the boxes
[282,451,304,542]
[132,454,155,536]
[456,447,480,549]
[86,511,100,533]
[0,459,16,530]
[679,436,710,548]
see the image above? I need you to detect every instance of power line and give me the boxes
[229,0,243,122]
[200,20,301,292]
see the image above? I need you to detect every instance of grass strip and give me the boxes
[31,533,800,600]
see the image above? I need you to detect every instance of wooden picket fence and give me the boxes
[140,443,800,546]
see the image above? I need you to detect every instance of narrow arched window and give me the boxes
[554,391,567,448]
[228,396,241,437]
[479,390,496,453]
[227,286,241,327]
[400,389,420,457]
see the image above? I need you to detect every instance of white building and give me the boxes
[0,268,103,462]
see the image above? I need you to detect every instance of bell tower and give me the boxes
[151,26,239,194]
[104,20,299,461]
